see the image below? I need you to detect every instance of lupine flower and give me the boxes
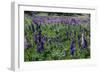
[32,16,87,25]
[32,19,38,25]
[84,38,87,48]
[37,39,44,53]
[41,41,44,50]
[32,19,40,31]
[81,33,87,49]
[70,18,76,25]
[70,40,75,56]
[38,30,42,42]
[37,44,42,53]
[78,35,81,48]
[82,37,87,49]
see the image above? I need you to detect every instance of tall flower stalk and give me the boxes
[70,39,75,56]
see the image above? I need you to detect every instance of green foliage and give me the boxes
[24,14,90,61]
[24,23,90,61]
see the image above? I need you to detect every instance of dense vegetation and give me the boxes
[24,11,90,61]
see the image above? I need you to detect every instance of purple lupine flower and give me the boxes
[32,19,40,31]
[84,38,87,48]
[32,19,38,25]
[32,16,89,25]
[70,18,76,25]
[37,39,44,53]
[81,33,87,49]
[38,30,42,42]
[82,37,87,49]
[78,35,81,48]
[41,41,44,50]
[70,40,75,56]
[37,44,42,53]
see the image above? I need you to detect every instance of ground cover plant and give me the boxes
[24,11,90,61]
